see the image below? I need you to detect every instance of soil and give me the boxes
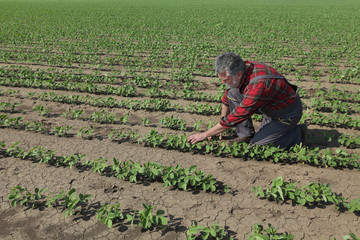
[0,61,359,240]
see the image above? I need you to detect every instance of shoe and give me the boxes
[299,124,307,145]
[226,134,254,145]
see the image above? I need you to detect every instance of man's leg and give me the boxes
[251,116,301,148]
[227,88,255,138]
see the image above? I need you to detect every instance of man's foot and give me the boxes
[299,124,308,145]
[226,134,254,145]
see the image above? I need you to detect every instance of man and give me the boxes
[188,52,306,148]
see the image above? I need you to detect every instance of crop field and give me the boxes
[0,0,359,239]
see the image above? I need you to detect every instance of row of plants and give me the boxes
[315,88,360,103]
[61,107,129,124]
[1,140,226,193]
[307,111,360,130]
[337,134,360,149]
[7,184,358,240]
[0,66,224,102]
[7,186,170,230]
[3,66,359,105]
[30,101,220,129]
[0,113,97,138]
[3,85,360,130]
[4,65,360,109]
[3,97,360,150]
[1,112,359,171]
[10,186,306,239]
[0,75,137,97]
[15,63,360,107]
[108,129,360,170]
[248,223,359,240]
[2,38,359,86]
[2,65,359,110]
[1,101,212,134]
[309,97,360,114]
[253,177,360,214]
[8,186,91,217]
[3,95,360,149]
[0,102,20,113]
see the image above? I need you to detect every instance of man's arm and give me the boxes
[221,104,230,118]
[219,104,229,139]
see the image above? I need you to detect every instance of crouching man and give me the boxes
[188,52,306,148]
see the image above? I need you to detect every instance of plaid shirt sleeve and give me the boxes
[219,61,296,128]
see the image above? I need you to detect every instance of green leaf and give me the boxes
[126,215,133,221]
[305,195,314,202]
[273,177,283,187]
[156,210,165,216]
[288,192,295,200]
[276,186,284,201]
[7,195,15,200]
[152,215,159,225]
[159,216,168,225]
[178,182,187,191]
[189,165,197,172]
[349,233,358,239]
[188,226,199,235]
[107,219,113,228]
[64,210,70,218]
[68,188,76,196]
[210,228,217,237]
[129,175,137,182]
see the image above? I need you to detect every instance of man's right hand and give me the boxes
[187,132,208,145]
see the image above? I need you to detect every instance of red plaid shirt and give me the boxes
[220,61,297,128]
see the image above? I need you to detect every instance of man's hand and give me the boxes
[188,123,227,145]
[187,132,207,145]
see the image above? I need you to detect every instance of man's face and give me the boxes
[218,69,242,88]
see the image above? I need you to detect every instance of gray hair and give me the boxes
[215,52,245,77]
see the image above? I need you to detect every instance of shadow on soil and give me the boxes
[306,128,341,149]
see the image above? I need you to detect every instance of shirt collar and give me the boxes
[238,61,254,91]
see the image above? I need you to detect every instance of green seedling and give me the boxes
[141,118,151,125]
[187,220,232,240]
[46,188,91,218]
[52,126,73,137]
[137,204,167,230]
[0,102,20,112]
[77,125,95,138]
[119,114,129,124]
[193,120,202,131]
[26,92,37,99]
[253,176,359,214]
[248,223,294,240]
[32,105,49,116]
[25,121,46,132]
[71,109,84,119]
[96,203,124,228]
[8,185,47,208]
[126,210,137,228]
[83,157,108,173]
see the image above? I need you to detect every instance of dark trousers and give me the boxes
[227,88,302,148]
